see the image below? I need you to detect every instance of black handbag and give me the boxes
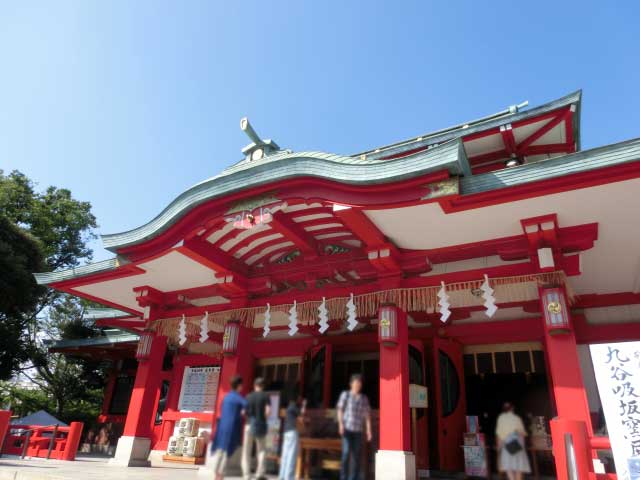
[505,438,523,454]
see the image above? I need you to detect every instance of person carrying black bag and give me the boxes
[495,402,531,480]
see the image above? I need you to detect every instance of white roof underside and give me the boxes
[73,179,639,321]
[365,177,640,297]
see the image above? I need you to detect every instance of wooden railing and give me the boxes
[0,412,83,461]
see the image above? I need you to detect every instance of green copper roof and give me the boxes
[101,140,469,252]
[355,90,582,161]
[33,258,120,285]
[83,308,132,320]
[461,137,640,195]
[49,329,139,351]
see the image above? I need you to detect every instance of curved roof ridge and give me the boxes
[100,141,466,252]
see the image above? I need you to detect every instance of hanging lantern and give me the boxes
[541,288,571,335]
[378,304,399,346]
[222,320,241,355]
[135,331,154,361]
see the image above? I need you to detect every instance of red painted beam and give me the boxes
[95,318,145,329]
[574,314,640,344]
[159,259,576,317]
[516,109,570,154]
[411,317,545,344]
[132,285,164,307]
[575,292,640,308]
[178,237,248,277]
[500,125,517,157]
[468,149,510,166]
[270,211,320,257]
[522,143,575,156]
[333,208,387,247]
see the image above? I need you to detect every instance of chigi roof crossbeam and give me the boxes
[353,90,582,162]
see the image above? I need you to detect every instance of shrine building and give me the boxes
[36,90,640,479]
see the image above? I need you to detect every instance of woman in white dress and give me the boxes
[495,402,531,480]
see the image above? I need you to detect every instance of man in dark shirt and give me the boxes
[337,374,372,480]
[242,377,271,480]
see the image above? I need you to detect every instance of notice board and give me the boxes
[178,365,220,412]
[463,445,488,478]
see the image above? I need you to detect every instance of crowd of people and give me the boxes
[209,375,530,480]
[210,373,371,480]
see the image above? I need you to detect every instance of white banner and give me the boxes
[591,342,640,480]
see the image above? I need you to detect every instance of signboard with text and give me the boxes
[591,342,640,480]
[409,384,428,409]
[178,366,220,413]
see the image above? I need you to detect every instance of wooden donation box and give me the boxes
[164,366,220,465]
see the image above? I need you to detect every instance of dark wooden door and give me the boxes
[433,337,466,472]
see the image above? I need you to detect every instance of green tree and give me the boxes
[0,217,45,379]
[0,169,102,417]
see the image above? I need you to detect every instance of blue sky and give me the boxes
[1,1,638,262]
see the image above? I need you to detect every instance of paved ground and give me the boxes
[0,455,278,480]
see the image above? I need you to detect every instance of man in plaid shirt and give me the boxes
[337,374,372,480]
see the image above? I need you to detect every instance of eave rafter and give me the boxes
[176,237,249,295]
[333,207,405,276]
[269,211,320,257]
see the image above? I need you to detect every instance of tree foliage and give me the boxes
[0,169,104,417]
[0,216,45,379]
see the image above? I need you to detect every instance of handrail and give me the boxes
[3,421,84,462]
[10,424,65,432]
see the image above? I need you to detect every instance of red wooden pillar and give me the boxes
[109,333,167,466]
[100,369,118,419]
[322,343,333,408]
[549,418,593,480]
[215,323,253,418]
[376,305,416,480]
[60,422,84,461]
[540,288,592,431]
[0,410,11,455]
[540,287,594,478]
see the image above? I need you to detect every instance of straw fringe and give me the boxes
[152,271,571,343]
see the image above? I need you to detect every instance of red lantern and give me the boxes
[378,304,399,346]
[541,288,571,335]
[135,331,154,361]
[223,320,240,356]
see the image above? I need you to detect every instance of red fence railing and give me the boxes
[0,411,83,461]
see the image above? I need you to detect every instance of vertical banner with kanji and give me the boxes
[591,342,640,480]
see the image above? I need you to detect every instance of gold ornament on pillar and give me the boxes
[541,288,571,335]
[222,320,240,355]
[378,304,399,346]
